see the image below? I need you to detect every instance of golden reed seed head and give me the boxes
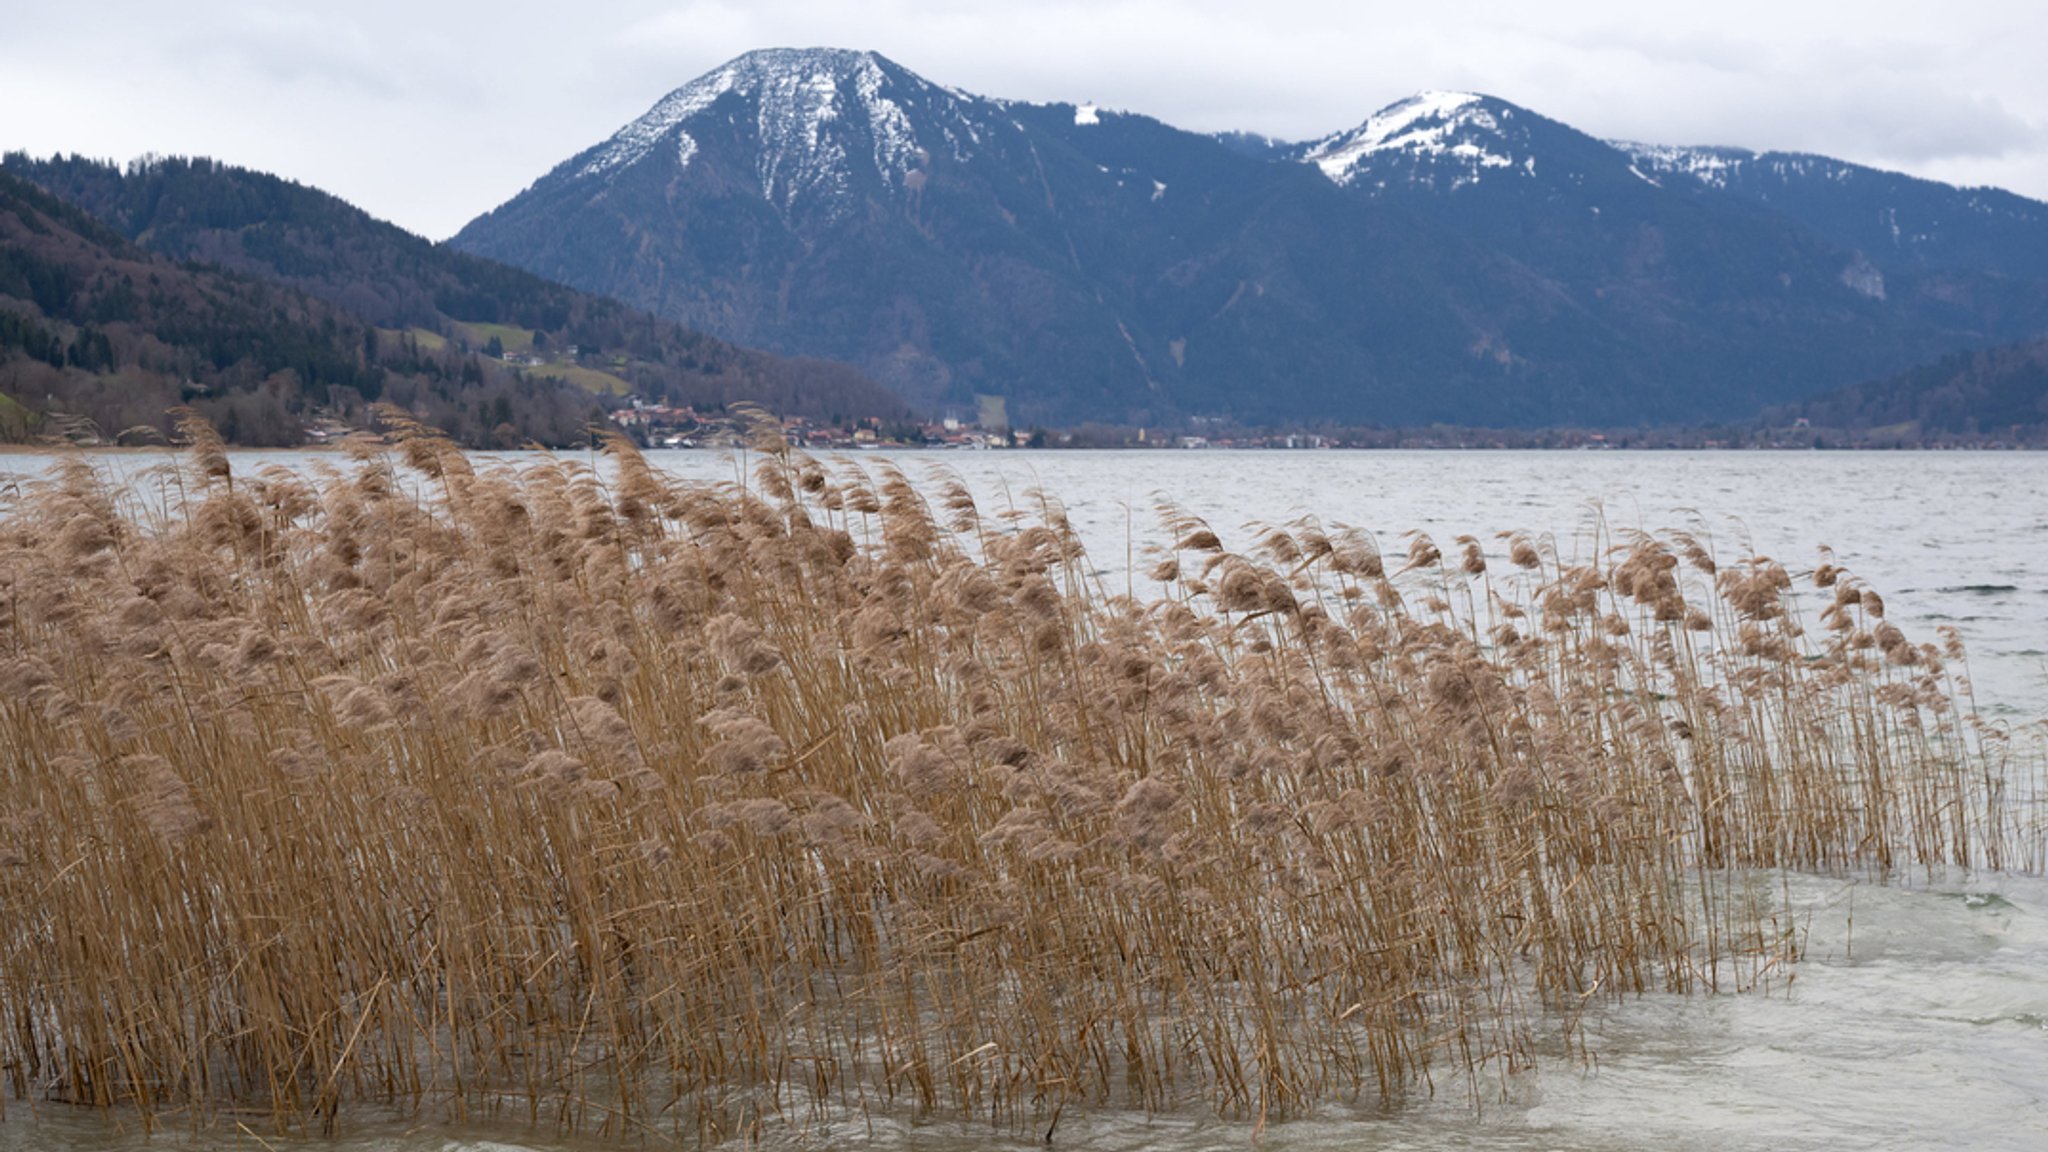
[1509,536,1542,569]
[53,512,115,560]
[1460,538,1487,576]
[1400,533,1441,572]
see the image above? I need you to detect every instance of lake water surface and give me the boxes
[3,447,2046,1150]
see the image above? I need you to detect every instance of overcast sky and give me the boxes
[3,1,2044,240]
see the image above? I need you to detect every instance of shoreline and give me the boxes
[1,441,2042,456]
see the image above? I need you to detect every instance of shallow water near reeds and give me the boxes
[6,870,2045,1151]
[3,447,2046,1150]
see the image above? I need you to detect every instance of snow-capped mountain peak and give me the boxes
[574,48,942,216]
[1300,91,1527,189]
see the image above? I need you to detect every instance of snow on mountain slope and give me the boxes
[1614,139,2048,220]
[1299,92,1534,190]
[1608,142,1759,189]
[562,50,2048,232]
[571,48,949,216]
[1612,142,1920,197]
[1609,138,2048,277]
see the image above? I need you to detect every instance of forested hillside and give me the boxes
[0,168,614,445]
[1775,338,2048,443]
[3,154,908,443]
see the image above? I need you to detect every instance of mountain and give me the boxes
[0,166,605,444]
[453,49,1523,425]
[453,49,2048,429]
[5,153,909,430]
[1281,92,2048,423]
[454,49,1178,423]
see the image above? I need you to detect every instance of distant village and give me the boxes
[605,398,2046,452]
[606,399,1356,451]
[609,401,1014,450]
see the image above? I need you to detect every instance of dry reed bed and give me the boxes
[0,419,2040,1141]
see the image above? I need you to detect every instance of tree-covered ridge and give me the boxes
[14,154,687,337]
[4,154,909,438]
[0,168,600,445]
[1778,337,2048,442]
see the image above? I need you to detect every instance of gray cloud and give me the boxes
[2,0,2045,237]
[182,8,408,99]
[1813,90,2037,164]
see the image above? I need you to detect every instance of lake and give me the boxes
[2,446,2045,1150]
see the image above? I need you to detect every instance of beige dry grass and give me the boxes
[0,418,2040,1141]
